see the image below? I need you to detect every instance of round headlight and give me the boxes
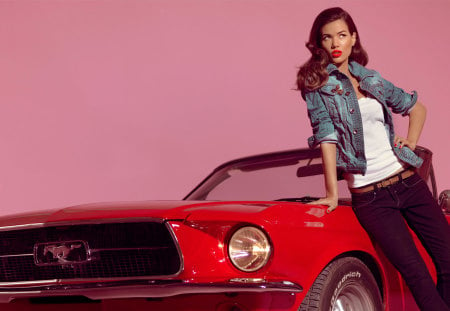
[228,226,271,272]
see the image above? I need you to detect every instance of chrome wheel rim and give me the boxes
[331,281,375,311]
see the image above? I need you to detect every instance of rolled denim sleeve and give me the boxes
[304,90,337,149]
[382,77,418,116]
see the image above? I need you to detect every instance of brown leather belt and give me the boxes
[350,168,416,194]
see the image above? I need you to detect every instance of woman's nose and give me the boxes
[331,38,338,49]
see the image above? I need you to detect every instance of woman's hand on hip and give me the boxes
[308,196,338,213]
[394,135,416,150]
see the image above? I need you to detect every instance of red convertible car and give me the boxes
[0,146,448,311]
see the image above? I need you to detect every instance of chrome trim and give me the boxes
[0,247,172,259]
[165,221,184,277]
[89,246,172,252]
[0,254,33,258]
[0,280,59,286]
[0,279,302,303]
[0,217,168,232]
[0,223,45,232]
[0,275,178,287]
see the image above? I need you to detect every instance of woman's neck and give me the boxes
[336,60,351,77]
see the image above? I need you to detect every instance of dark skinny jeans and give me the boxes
[351,173,450,311]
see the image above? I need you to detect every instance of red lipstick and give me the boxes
[332,50,342,58]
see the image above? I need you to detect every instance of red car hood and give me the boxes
[0,200,277,229]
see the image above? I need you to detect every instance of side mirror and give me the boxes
[439,190,450,212]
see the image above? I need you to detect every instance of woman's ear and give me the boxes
[352,32,357,46]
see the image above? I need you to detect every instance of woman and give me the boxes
[297,7,450,311]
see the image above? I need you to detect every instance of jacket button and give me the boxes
[350,108,355,114]
[345,91,350,96]
[353,129,358,134]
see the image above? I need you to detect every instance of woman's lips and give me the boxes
[332,50,342,58]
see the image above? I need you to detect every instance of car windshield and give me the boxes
[185,149,351,203]
[184,146,435,203]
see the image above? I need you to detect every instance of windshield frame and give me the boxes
[184,148,322,201]
[184,146,436,202]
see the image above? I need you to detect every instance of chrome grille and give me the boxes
[0,221,181,283]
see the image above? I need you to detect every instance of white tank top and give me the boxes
[345,97,404,188]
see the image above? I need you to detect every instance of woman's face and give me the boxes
[320,19,356,69]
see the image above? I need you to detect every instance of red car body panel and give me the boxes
[0,146,446,310]
[0,200,440,310]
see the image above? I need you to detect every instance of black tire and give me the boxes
[299,257,383,311]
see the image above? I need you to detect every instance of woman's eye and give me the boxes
[339,34,347,38]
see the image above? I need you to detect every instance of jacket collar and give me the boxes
[326,61,373,80]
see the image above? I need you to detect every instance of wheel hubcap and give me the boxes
[332,281,375,311]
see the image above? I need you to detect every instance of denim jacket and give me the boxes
[302,61,423,174]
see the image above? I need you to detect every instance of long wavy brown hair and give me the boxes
[297,7,368,92]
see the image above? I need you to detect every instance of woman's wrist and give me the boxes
[326,193,338,200]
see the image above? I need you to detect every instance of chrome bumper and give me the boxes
[0,279,302,303]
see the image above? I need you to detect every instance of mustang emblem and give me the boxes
[34,240,90,266]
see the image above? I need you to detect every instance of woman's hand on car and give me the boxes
[309,196,338,213]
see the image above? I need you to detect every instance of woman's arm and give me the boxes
[394,101,427,150]
[309,142,339,213]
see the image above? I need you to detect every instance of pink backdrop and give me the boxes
[0,0,449,215]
